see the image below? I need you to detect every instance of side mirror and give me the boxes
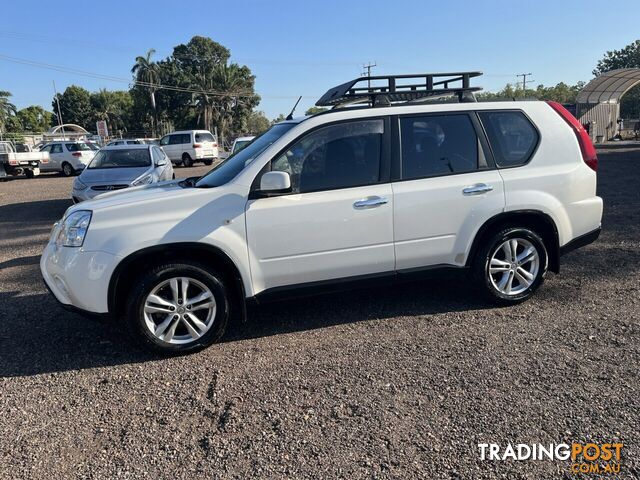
[156,159,167,167]
[259,171,291,194]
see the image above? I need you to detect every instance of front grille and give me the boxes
[91,184,129,191]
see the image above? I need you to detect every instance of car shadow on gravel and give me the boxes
[0,277,494,378]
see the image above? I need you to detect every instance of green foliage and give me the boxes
[52,85,92,128]
[593,40,640,75]
[271,113,286,125]
[476,82,584,103]
[90,89,133,134]
[304,106,328,116]
[16,105,53,132]
[0,90,17,134]
[245,111,270,134]
[593,39,640,118]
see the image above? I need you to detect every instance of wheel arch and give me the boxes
[108,242,247,321]
[466,210,560,273]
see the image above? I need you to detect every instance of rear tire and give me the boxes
[472,227,547,304]
[25,169,35,179]
[203,159,213,166]
[182,153,194,168]
[124,261,230,354]
[61,162,74,177]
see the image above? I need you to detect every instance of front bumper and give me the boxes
[40,242,121,314]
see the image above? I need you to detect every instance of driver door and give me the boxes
[245,118,394,294]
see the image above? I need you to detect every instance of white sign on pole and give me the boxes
[96,120,109,138]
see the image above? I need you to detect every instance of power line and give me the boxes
[0,53,312,99]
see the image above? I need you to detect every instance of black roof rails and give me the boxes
[316,72,483,108]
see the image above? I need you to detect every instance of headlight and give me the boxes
[74,178,88,190]
[131,173,153,186]
[55,210,92,247]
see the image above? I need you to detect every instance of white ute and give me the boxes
[41,72,603,354]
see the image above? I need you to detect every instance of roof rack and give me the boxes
[316,72,483,108]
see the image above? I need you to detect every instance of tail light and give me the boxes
[193,143,202,148]
[212,143,218,147]
[546,101,598,171]
[72,152,82,157]
[41,156,48,164]
[9,159,17,166]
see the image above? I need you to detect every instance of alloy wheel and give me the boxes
[143,276,216,344]
[488,238,540,295]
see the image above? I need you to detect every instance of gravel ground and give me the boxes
[0,149,638,480]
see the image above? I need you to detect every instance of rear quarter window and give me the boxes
[479,111,538,167]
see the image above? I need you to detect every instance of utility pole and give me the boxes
[52,80,66,141]
[362,62,377,90]
[516,73,533,95]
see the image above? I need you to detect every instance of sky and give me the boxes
[1,0,640,120]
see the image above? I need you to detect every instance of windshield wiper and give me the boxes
[178,176,199,188]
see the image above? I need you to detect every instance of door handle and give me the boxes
[462,183,493,196]
[353,196,388,209]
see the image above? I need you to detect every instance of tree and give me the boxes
[304,106,328,116]
[16,106,53,132]
[271,113,286,125]
[594,39,640,118]
[90,89,133,134]
[0,90,17,135]
[131,49,159,135]
[52,85,92,128]
[245,111,270,134]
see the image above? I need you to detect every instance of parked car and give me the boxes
[106,139,142,147]
[230,136,255,155]
[0,141,49,179]
[41,72,602,355]
[39,141,95,176]
[159,130,218,167]
[71,144,174,203]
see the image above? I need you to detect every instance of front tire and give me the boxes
[472,227,547,304]
[125,262,230,354]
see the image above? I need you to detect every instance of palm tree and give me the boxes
[131,49,159,136]
[192,63,246,142]
[0,91,18,138]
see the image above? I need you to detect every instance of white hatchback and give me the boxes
[41,73,603,355]
[39,141,95,176]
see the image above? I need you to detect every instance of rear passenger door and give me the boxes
[392,113,505,270]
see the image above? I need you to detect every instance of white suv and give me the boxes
[41,73,602,354]
[159,130,218,167]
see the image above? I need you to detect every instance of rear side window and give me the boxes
[400,114,478,179]
[195,132,215,143]
[66,143,91,152]
[479,111,538,167]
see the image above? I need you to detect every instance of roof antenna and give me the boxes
[286,96,302,120]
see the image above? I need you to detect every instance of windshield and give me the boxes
[66,143,92,152]
[88,149,151,169]
[232,140,252,154]
[196,123,295,188]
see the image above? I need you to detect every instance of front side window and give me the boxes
[160,136,170,146]
[88,149,151,169]
[196,122,296,188]
[478,111,538,167]
[169,135,183,145]
[400,114,478,180]
[271,119,383,193]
